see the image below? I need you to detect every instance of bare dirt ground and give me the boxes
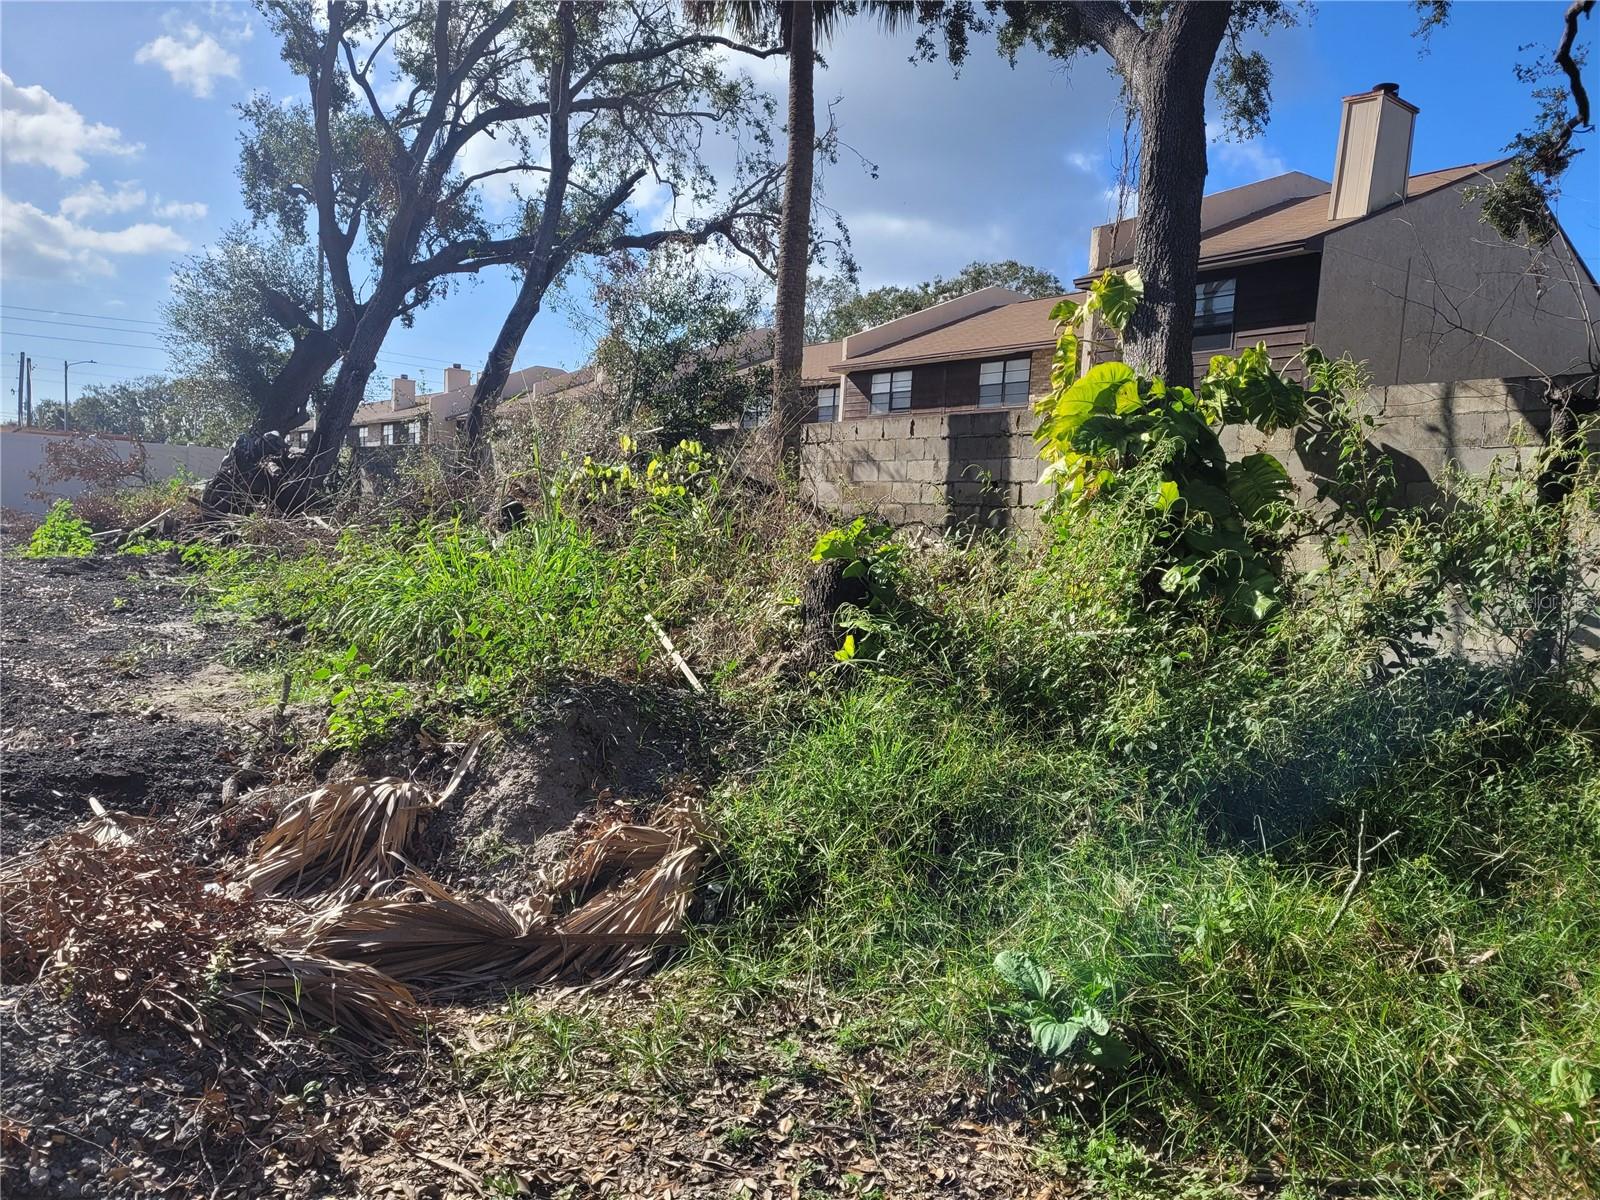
[1,552,1075,1199]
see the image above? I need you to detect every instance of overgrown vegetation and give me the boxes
[170,345,1600,1193]
[24,501,95,558]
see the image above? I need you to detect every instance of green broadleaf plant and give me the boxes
[1034,271,1332,622]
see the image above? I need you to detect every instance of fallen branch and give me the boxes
[121,505,175,546]
[1327,810,1400,935]
[644,612,705,694]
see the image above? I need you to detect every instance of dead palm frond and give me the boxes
[299,800,707,992]
[238,777,436,905]
[238,738,484,906]
[212,950,420,1045]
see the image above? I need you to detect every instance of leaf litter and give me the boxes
[1,547,1070,1198]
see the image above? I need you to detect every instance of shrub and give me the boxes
[24,501,95,558]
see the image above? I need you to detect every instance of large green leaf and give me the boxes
[1089,269,1143,332]
[1225,452,1294,524]
[1200,344,1308,434]
[1038,362,1139,454]
[1029,1016,1086,1058]
[994,951,1052,1002]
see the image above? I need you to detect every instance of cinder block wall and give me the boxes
[802,375,1593,527]
[1222,375,1593,511]
[801,407,1048,529]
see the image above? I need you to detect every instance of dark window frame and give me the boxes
[978,356,1032,408]
[869,369,912,415]
[1194,277,1237,353]
[814,384,840,422]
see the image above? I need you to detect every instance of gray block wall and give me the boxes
[801,407,1048,529]
[801,374,1593,527]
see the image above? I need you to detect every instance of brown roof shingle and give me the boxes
[827,295,1080,371]
[1089,162,1504,279]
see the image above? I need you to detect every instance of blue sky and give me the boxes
[1,1,1594,422]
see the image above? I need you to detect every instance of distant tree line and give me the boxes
[30,376,249,449]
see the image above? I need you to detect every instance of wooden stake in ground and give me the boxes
[1327,809,1399,934]
[644,613,705,694]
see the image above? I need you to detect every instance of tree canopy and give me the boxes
[34,376,249,448]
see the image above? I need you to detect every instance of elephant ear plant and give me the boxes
[991,950,1134,1074]
[1034,270,1347,622]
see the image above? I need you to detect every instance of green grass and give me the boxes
[188,447,1600,1194]
[191,486,821,733]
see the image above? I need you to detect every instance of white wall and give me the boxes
[1,428,225,515]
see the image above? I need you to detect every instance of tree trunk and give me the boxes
[463,2,576,458]
[1120,4,1230,389]
[248,333,340,436]
[463,269,557,453]
[767,1,815,471]
[303,291,405,484]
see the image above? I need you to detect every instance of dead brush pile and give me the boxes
[238,776,437,905]
[299,798,706,991]
[2,758,707,1049]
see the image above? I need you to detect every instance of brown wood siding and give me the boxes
[841,372,872,419]
[1194,254,1321,381]
[840,353,1050,419]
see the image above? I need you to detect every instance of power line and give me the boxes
[21,356,171,373]
[0,315,165,339]
[0,332,169,352]
[0,303,165,327]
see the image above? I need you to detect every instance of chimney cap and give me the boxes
[451,362,462,368]
[1373,81,1399,94]
[400,373,409,379]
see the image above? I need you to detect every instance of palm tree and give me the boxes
[690,2,836,471]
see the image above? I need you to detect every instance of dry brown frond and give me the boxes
[299,801,707,992]
[213,950,420,1045]
[239,777,435,905]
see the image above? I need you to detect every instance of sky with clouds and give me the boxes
[1,1,1595,420]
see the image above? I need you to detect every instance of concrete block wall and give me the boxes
[802,374,1594,529]
[801,406,1046,529]
[1221,374,1588,511]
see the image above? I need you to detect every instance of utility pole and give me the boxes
[63,358,95,429]
[26,357,34,426]
[14,352,23,425]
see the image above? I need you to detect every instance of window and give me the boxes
[978,357,1031,407]
[814,385,839,422]
[869,370,911,415]
[358,425,373,447]
[381,423,397,446]
[408,419,422,444]
[740,395,772,429]
[1194,277,1236,352]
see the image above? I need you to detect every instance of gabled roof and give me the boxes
[1081,161,1505,283]
[829,294,1079,372]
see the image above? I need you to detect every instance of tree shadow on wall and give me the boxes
[943,409,1016,533]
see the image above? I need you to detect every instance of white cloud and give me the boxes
[151,197,209,221]
[0,194,189,280]
[0,74,141,177]
[1065,150,1101,174]
[455,127,534,214]
[59,180,147,221]
[135,24,241,98]
[1205,120,1287,180]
